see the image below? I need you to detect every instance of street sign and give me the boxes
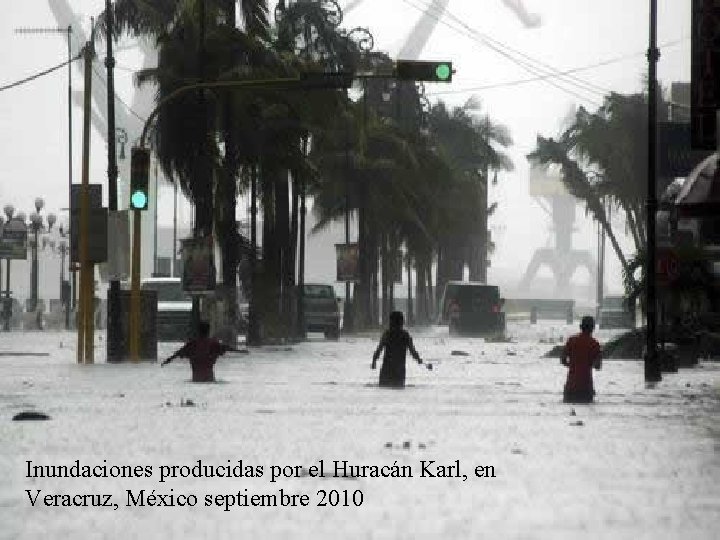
[70,184,102,211]
[70,208,108,263]
[691,0,720,149]
[0,220,28,260]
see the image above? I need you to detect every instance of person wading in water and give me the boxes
[371,311,423,388]
[560,315,602,403]
[161,321,241,382]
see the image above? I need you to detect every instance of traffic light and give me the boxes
[396,60,453,82]
[130,147,150,211]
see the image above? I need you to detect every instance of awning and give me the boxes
[675,153,720,217]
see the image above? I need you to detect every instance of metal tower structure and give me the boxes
[519,165,596,298]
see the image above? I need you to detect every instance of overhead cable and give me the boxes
[0,53,82,94]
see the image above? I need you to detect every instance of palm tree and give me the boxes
[99,0,276,341]
[528,90,671,299]
[428,101,513,306]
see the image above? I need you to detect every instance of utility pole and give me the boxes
[105,0,121,362]
[645,0,661,382]
[78,30,95,364]
[172,180,178,277]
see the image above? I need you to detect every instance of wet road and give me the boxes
[2,323,719,539]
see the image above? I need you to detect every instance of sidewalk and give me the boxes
[2,325,719,539]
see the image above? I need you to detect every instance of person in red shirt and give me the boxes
[372,311,424,388]
[161,321,238,382]
[560,316,602,403]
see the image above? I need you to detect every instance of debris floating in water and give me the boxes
[12,411,50,421]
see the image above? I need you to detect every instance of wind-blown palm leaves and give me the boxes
[528,90,670,301]
[310,96,513,327]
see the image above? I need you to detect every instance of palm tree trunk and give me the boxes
[622,201,643,253]
[371,228,379,327]
[407,254,413,326]
[416,258,426,324]
[357,202,370,329]
[290,172,299,287]
[261,160,279,336]
[275,169,291,336]
[380,231,388,325]
[427,260,435,321]
[599,209,629,273]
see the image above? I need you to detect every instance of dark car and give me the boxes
[439,281,505,337]
[141,277,193,341]
[303,284,340,339]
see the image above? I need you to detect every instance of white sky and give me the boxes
[0,0,692,294]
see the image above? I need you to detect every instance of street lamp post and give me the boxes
[58,225,70,329]
[28,198,45,313]
[3,205,15,331]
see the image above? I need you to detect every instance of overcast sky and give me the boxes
[0,1,692,293]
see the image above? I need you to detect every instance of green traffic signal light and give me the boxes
[435,63,451,81]
[131,190,148,210]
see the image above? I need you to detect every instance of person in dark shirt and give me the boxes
[372,311,423,388]
[161,321,237,382]
[560,315,602,403]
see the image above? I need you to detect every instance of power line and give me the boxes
[400,0,606,106]
[406,0,609,98]
[403,0,604,104]
[91,58,147,124]
[427,38,687,97]
[0,53,82,94]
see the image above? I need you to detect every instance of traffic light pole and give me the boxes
[78,35,94,364]
[130,208,141,361]
[129,147,150,361]
[105,0,121,362]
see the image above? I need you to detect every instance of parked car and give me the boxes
[141,277,192,341]
[303,283,340,339]
[599,295,635,329]
[439,281,505,337]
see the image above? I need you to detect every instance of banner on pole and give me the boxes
[336,243,359,282]
[181,236,216,293]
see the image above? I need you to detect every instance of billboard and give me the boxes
[181,236,216,293]
[336,243,359,282]
[70,208,108,263]
[0,220,28,260]
[691,0,720,149]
